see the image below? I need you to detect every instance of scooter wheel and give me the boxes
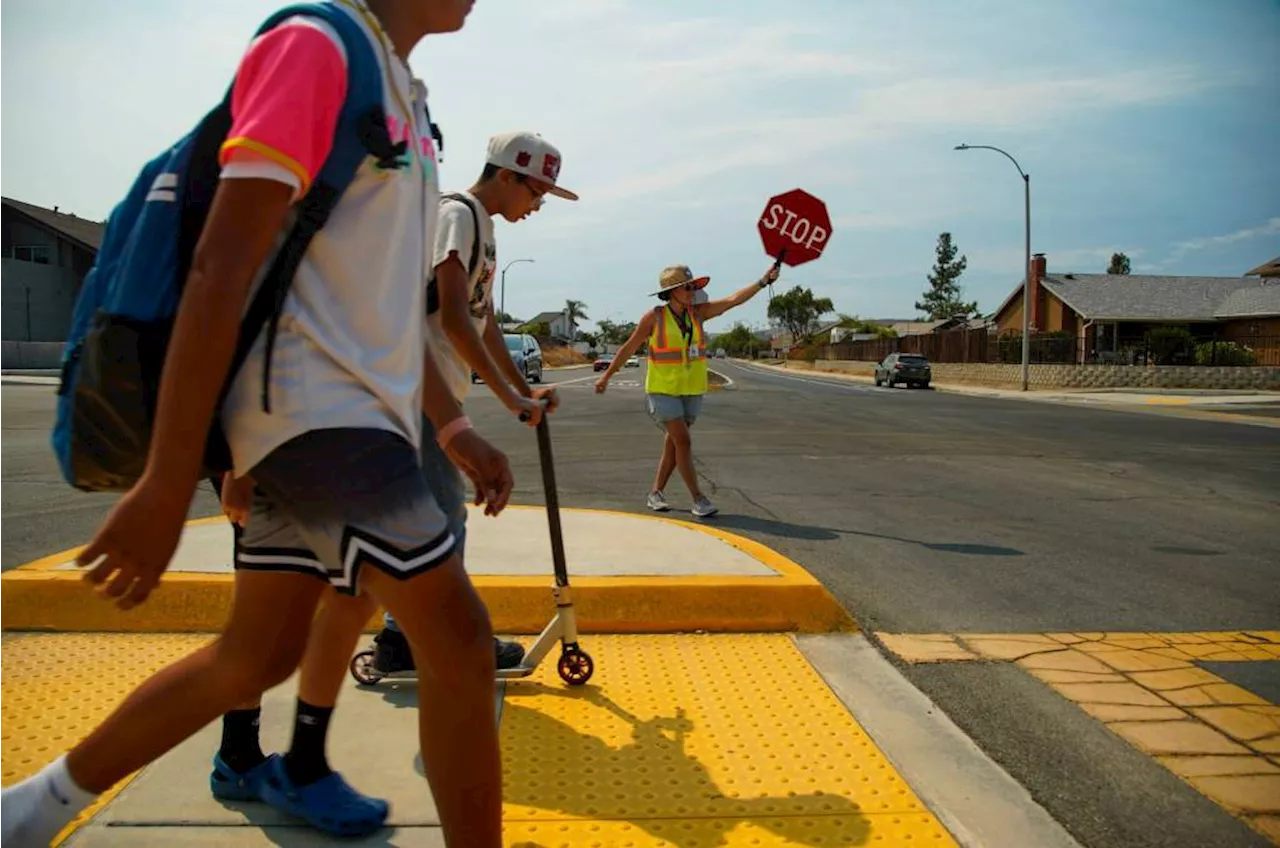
[557,648,594,686]
[350,650,385,686]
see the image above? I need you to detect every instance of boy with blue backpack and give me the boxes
[0,2,515,847]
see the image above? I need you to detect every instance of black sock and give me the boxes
[284,699,334,787]
[219,707,266,773]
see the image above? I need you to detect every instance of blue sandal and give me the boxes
[209,752,278,802]
[258,755,389,837]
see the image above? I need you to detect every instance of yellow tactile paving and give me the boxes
[3,632,956,847]
[501,634,958,846]
[0,633,215,846]
[876,630,1280,844]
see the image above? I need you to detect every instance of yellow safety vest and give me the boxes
[645,305,708,396]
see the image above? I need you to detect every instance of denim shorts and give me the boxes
[647,393,703,427]
[235,427,457,594]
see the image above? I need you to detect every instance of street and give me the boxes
[3,364,1279,846]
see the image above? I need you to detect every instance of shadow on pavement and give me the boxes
[712,514,1024,557]
[501,683,873,847]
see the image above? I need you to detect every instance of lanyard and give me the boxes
[669,307,696,354]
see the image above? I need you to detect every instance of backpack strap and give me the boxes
[425,192,482,315]
[234,2,403,413]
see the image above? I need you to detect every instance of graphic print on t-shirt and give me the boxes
[469,241,497,319]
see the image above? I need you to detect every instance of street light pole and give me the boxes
[955,144,1032,391]
[500,258,535,325]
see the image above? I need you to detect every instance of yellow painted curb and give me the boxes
[2,511,855,635]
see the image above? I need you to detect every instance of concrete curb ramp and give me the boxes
[2,507,854,634]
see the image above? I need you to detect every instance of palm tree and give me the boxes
[564,299,589,340]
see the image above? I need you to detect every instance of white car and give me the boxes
[625,356,640,368]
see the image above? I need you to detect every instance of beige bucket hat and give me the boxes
[650,264,710,297]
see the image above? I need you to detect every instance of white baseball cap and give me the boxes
[486,131,579,201]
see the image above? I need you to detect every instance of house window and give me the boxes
[8,245,52,265]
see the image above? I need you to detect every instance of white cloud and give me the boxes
[1161,217,1280,266]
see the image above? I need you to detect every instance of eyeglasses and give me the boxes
[516,176,547,208]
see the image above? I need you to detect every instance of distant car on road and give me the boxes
[715,348,727,359]
[473,333,543,383]
[874,353,931,389]
[625,355,640,368]
[593,353,615,372]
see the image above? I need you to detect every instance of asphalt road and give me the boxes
[4,363,1279,846]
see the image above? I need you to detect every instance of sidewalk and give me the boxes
[1,507,849,634]
[1,509,1078,847]
[746,360,1280,424]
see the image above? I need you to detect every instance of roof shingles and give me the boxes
[2,197,105,250]
[1039,274,1279,321]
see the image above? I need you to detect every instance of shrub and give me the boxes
[1194,340,1257,367]
[1145,326,1193,365]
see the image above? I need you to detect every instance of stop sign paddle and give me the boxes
[758,189,833,270]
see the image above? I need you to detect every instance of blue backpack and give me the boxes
[53,2,422,493]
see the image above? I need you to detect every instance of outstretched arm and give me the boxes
[697,264,780,321]
[595,310,657,393]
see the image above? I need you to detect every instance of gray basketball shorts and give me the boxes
[235,427,457,594]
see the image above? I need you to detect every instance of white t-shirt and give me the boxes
[424,191,497,401]
[218,4,441,474]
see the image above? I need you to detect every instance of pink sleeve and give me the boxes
[219,20,348,195]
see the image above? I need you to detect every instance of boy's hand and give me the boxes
[508,395,545,427]
[531,386,560,413]
[76,476,190,609]
[594,375,610,394]
[220,471,255,527]
[445,430,514,516]
[762,265,781,285]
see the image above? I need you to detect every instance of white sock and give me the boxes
[0,755,98,847]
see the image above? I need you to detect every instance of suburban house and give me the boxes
[1245,255,1280,278]
[991,254,1280,363]
[521,310,579,341]
[2,197,104,342]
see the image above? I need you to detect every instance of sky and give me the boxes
[3,0,1279,335]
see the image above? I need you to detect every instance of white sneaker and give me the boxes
[646,491,671,512]
[692,497,719,518]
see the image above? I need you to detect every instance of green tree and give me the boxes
[710,322,763,357]
[595,319,637,346]
[837,313,897,339]
[916,232,977,319]
[1107,252,1131,275]
[767,286,835,345]
[495,310,518,325]
[519,321,552,339]
[565,298,588,338]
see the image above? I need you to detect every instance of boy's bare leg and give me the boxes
[663,419,703,500]
[652,433,677,494]
[363,555,501,848]
[298,590,377,705]
[67,571,325,792]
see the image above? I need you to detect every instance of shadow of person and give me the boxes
[499,684,873,847]
[713,513,1023,556]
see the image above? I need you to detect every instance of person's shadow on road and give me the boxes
[712,513,1024,557]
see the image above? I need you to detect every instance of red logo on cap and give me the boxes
[542,154,560,181]
[515,150,532,167]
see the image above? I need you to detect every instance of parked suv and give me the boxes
[874,353,931,388]
[472,333,543,383]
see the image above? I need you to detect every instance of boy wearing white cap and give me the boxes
[200,131,578,836]
[372,130,579,673]
[595,262,778,517]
